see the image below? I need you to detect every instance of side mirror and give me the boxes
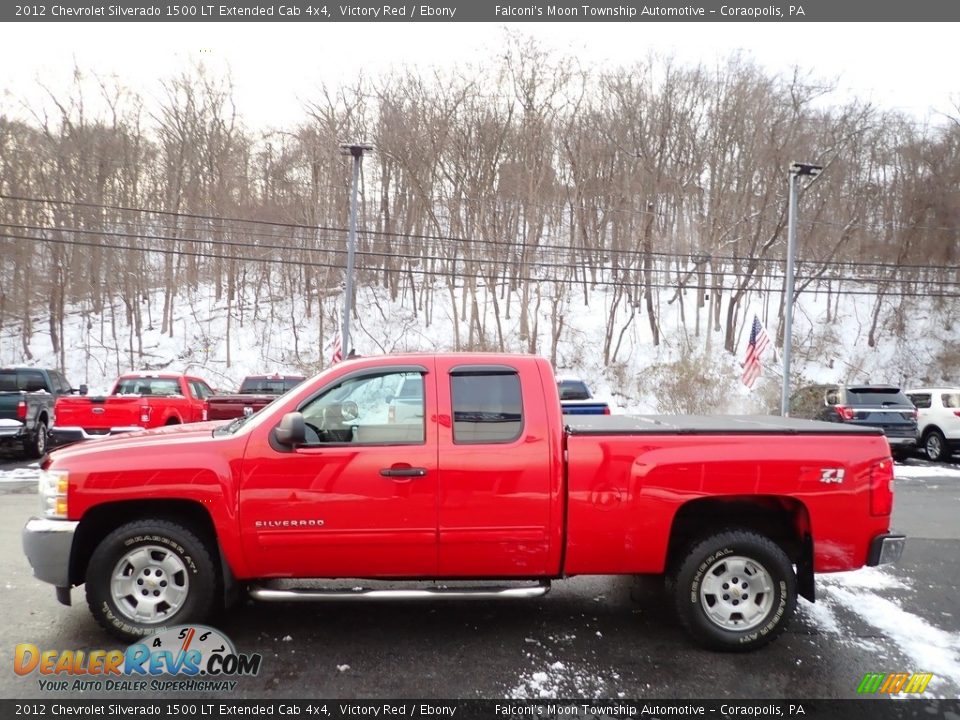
[78,384,89,396]
[275,412,306,447]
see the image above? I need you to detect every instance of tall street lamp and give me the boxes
[781,161,823,416]
[339,143,372,356]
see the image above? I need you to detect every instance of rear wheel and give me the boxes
[24,419,47,459]
[672,530,796,651]
[85,519,217,641]
[923,429,947,462]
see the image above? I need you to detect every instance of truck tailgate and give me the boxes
[54,396,145,431]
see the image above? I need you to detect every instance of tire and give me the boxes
[923,429,947,462]
[85,519,217,641]
[672,529,796,651]
[24,419,47,459]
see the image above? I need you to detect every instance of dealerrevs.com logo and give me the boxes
[14,625,262,692]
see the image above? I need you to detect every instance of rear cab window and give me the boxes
[558,380,590,400]
[115,378,182,396]
[450,368,523,444]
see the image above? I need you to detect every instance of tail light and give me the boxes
[139,404,152,425]
[836,406,855,421]
[16,400,27,420]
[603,406,611,415]
[869,458,895,516]
[954,411,960,419]
[912,408,919,421]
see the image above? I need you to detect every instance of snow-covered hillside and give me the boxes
[1,276,957,410]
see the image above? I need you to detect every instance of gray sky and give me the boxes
[1,23,956,129]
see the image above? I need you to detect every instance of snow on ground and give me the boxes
[796,566,960,697]
[895,463,960,481]
[510,660,616,699]
[0,466,40,483]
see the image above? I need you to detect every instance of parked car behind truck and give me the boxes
[23,354,903,651]
[905,387,960,461]
[0,367,80,457]
[557,377,610,415]
[205,373,305,421]
[790,383,918,460]
[51,372,214,446]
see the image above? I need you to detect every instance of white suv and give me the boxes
[905,387,960,462]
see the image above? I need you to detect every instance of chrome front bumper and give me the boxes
[22,517,78,595]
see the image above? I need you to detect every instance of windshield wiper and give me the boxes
[214,416,248,436]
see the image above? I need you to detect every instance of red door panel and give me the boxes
[434,358,555,577]
[239,362,439,578]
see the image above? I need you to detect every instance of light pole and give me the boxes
[339,143,372,357]
[781,161,822,416]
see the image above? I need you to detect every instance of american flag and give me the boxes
[741,314,770,389]
[330,330,342,365]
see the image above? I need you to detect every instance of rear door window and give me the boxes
[450,370,523,444]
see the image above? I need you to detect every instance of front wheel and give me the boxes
[85,519,217,641]
[24,420,47,459]
[672,530,796,651]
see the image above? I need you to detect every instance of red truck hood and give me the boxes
[49,420,226,461]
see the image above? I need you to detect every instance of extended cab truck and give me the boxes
[0,368,81,458]
[51,373,214,446]
[206,374,306,421]
[22,354,905,651]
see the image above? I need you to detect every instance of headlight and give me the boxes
[39,469,69,519]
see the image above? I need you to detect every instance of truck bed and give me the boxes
[565,414,884,435]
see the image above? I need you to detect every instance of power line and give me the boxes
[4,192,960,275]
[6,221,960,290]
[3,230,960,300]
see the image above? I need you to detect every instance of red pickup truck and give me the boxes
[22,354,904,651]
[51,372,214,446]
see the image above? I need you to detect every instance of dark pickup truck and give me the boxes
[0,368,83,457]
[557,378,611,415]
[205,374,306,421]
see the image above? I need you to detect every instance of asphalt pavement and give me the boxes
[0,454,957,701]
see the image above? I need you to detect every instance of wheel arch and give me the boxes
[666,494,814,602]
[70,499,224,588]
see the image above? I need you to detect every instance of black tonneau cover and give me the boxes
[565,414,884,436]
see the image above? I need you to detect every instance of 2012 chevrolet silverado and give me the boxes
[22,353,904,651]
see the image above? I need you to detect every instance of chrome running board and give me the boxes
[248,580,551,602]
